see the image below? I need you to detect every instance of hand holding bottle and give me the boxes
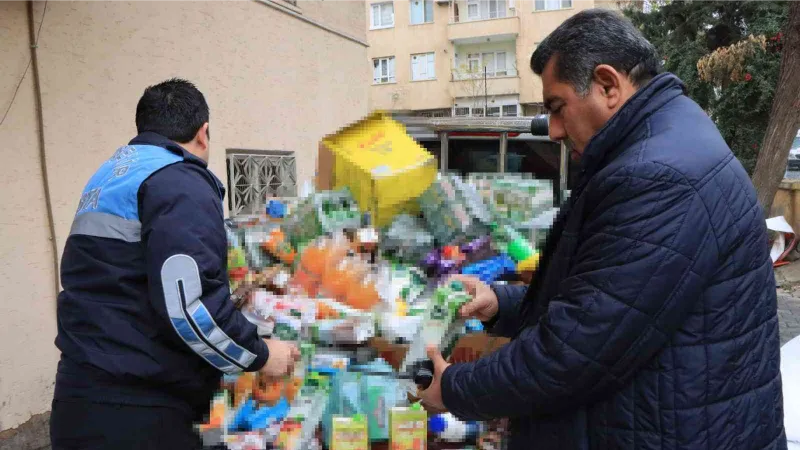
[447,275,499,322]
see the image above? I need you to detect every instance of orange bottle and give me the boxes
[263,229,296,265]
[301,238,328,277]
[345,272,380,311]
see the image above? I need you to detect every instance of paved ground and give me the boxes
[775,263,800,345]
[778,289,800,346]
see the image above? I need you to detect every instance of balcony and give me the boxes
[450,74,520,98]
[448,1,519,43]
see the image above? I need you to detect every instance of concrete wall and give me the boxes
[0,0,368,434]
[772,181,800,234]
[368,0,453,111]
[0,1,59,434]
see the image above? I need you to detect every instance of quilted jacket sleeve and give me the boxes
[441,162,719,420]
[483,284,528,338]
[140,163,269,374]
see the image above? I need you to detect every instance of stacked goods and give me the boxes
[418,173,492,244]
[381,214,434,264]
[282,189,362,248]
[199,113,567,450]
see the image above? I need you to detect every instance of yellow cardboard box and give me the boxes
[317,112,437,227]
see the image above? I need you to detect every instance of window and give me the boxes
[487,106,501,117]
[534,0,571,11]
[373,57,396,84]
[454,107,470,117]
[495,51,507,76]
[462,0,506,21]
[488,0,505,18]
[467,0,479,19]
[226,150,297,216]
[472,107,485,117]
[502,104,518,117]
[411,52,436,81]
[371,2,395,29]
[467,53,481,73]
[472,51,508,76]
[417,109,451,118]
[410,0,434,24]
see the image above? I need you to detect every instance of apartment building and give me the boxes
[0,1,367,443]
[367,0,610,118]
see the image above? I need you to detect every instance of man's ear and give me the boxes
[196,122,210,150]
[593,64,623,109]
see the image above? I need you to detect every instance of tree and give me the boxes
[622,1,789,175]
[452,62,492,116]
[750,1,800,213]
[451,58,520,117]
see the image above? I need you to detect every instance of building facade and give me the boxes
[0,0,367,441]
[367,0,613,117]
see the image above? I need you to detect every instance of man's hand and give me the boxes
[448,275,499,322]
[418,345,451,414]
[260,339,300,378]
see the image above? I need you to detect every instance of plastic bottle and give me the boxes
[428,413,480,443]
[345,271,380,311]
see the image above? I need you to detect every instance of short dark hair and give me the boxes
[530,8,660,96]
[135,78,209,143]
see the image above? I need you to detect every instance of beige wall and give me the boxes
[0,1,59,432]
[368,0,603,112]
[0,0,368,432]
[368,0,453,111]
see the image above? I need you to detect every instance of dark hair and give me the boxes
[135,78,209,143]
[530,8,660,96]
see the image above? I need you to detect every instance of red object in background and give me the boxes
[441,246,462,261]
[229,267,248,281]
[745,73,753,82]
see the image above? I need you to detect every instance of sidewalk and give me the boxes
[775,263,800,345]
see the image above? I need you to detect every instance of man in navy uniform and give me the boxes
[50,79,298,449]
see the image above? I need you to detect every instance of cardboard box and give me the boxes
[317,112,437,227]
[389,406,427,450]
[367,332,510,372]
[330,416,369,450]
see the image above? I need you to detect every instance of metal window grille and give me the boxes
[226,150,297,216]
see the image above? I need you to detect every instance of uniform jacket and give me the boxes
[54,132,268,416]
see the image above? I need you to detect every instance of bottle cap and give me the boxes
[428,414,447,433]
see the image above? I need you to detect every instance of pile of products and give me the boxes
[199,113,561,450]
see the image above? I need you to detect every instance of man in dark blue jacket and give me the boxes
[50,79,298,449]
[420,9,786,449]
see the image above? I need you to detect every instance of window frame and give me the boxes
[225,149,297,216]
[534,0,572,12]
[502,104,519,117]
[409,0,434,25]
[370,2,395,29]
[467,0,480,20]
[373,56,397,84]
[411,52,436,81]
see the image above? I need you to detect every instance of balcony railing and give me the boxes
[451,68,518,81]
[449,1,518,23]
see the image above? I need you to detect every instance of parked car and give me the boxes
[788,130,800,172]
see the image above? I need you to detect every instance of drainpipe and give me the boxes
[28,0,61,299]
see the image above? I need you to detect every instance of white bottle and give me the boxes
[428,412,480,443]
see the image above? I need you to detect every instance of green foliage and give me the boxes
[623,1,789,174]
